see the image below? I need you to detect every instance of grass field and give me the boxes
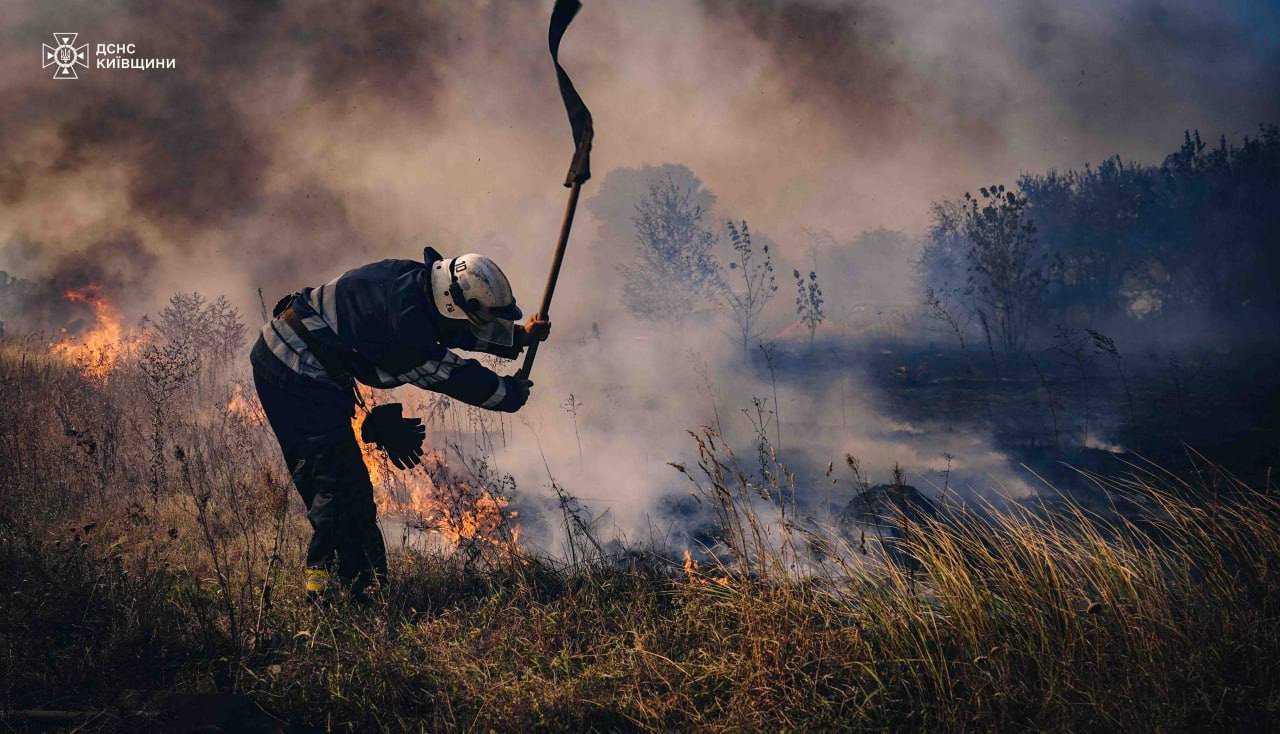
[2,344,1278,731]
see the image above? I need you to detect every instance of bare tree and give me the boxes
[157,292,209,349]
[157,292,245,363]
[923,286,970,352]
[718,220,777,359]
[206,295,246,366]
[619,176,720,324]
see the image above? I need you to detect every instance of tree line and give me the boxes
[921,125,1280,355]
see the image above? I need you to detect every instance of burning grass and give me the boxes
[1,332,1278,731]
[50,285,138,380]
[355,387,521,559]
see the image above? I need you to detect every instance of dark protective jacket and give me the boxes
[258,254,525,411]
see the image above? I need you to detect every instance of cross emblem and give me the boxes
[42,33,88,80]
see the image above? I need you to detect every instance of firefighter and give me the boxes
[250,247,549,601]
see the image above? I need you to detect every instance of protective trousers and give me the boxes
[250,337,387,599]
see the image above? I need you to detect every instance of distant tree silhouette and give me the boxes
[961,185,1048,356]
[922,125,1280,343]
[619,176,720,324]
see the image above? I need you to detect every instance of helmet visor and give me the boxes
[463,299,521,325]
[486,302,523,321]
[467,316,517,347]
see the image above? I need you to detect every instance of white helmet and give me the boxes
[429,251,523,343]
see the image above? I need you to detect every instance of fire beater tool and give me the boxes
[517,0,594,380]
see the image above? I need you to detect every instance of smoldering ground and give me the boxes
[1,1,1277,553]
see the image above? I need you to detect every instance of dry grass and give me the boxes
[1,344,1278,731]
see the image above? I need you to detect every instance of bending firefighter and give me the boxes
[250,247,548,601]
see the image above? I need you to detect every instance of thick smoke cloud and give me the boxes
[15,233,157,331]
[699,0,1001,156]
[700,0,1280,164]
[0,0,533,315]
[54,85,267,230]
[682,0,1279,240]
[2,0,1276,311]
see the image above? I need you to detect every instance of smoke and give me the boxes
[3,0,1276,304]
[0,0,1273,550]
[1,232,155,331]
[0,0,521,311]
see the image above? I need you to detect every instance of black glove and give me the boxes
[360,403,425,470]
[492,376,532,413]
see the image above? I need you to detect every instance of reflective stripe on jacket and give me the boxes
[258,258,520,407]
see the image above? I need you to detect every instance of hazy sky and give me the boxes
[1,0,1276,313]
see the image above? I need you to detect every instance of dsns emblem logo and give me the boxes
[42,33,88,79]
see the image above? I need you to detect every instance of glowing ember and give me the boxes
[225,382,266,425]
[52,285,124,379]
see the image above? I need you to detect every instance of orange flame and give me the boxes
[52,286,124,379]
[681,548,730,587]
[682,548,701,582]
[378,452,520,556]
[225,382,266,425]
[356,388,519,556]
[352,389,386,486]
